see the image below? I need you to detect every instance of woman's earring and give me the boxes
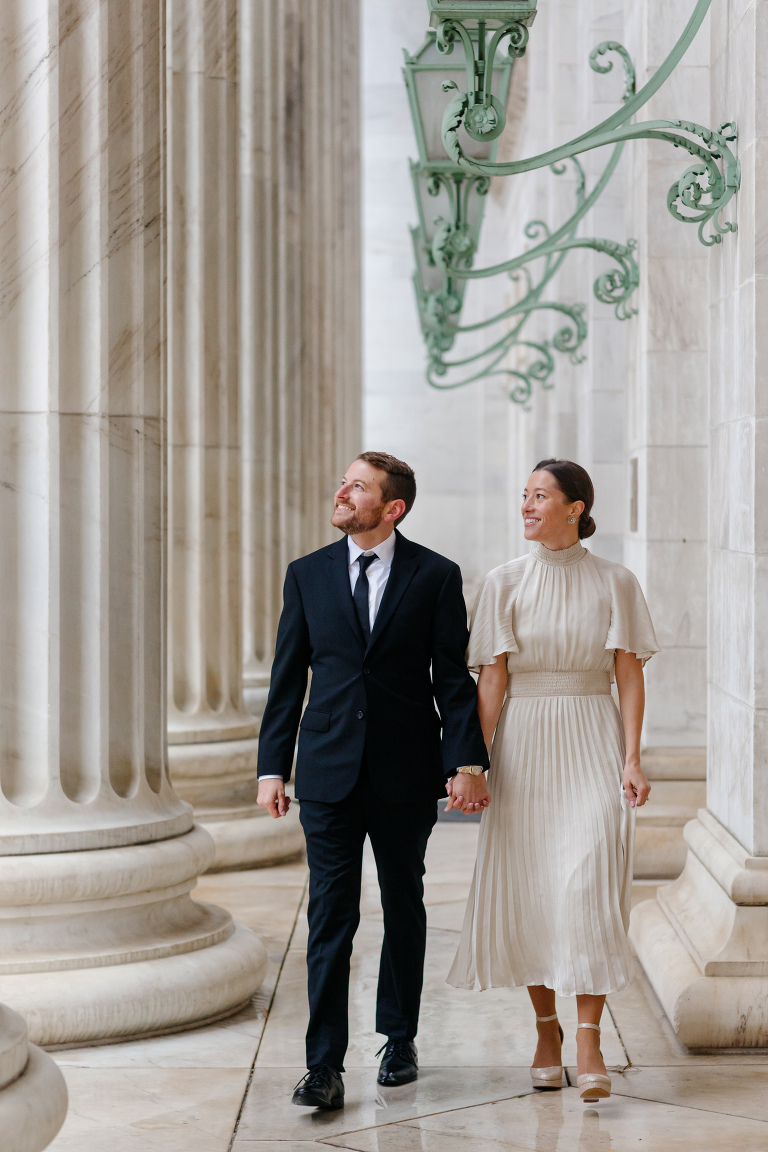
[567,516,576,524]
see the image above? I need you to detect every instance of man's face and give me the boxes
[332,460,389,535]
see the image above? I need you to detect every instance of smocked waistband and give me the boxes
[506,671,612,698]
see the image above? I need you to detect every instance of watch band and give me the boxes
[456,765,485,776]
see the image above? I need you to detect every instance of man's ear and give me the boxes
[385,499,406,523]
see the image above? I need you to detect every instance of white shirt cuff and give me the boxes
[259,775,284,781]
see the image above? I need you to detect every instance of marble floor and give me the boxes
[46,823,768,1152]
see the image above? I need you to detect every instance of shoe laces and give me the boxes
[375,1039,416,1062]
[294,1064,338,1092]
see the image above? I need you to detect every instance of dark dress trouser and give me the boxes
[298,760,438,1071]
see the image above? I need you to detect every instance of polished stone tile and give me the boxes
[54,1003,267,1069]
[425,898,471,931]
[47,1068,250,1152]
[613,1065,768,1121]
[195,863,308,939]
[234,1145,336,1151]
[234,1066,534,1143]
[324,1087,768,1151]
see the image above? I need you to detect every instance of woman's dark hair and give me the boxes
[533,458,596,539]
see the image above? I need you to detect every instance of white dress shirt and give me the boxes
[260,532,397,781]
[347,531,396,632]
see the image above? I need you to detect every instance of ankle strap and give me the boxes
[536,1013,559,1023]
[577,1022,601,1032]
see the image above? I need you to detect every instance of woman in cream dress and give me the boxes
[446,459,658,1103]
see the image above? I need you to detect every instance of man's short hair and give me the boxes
[356,451,417,522]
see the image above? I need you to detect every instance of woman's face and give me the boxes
[521,470,584,544]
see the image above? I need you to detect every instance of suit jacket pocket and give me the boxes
[300,708,331,733]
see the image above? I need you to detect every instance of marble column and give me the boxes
[167,0,360,870]
[242,0,362,710]
[630,0,768,1045]
[164,0,282,869]
[0,1005,67,1152]
[0,0,266,1046]
[239,0,362,847]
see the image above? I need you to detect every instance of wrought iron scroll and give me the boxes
[408,0,739,404]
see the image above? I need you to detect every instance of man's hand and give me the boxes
[445,772,491,814]
[257,778,291,819]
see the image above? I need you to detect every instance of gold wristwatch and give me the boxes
[456,765,485,776]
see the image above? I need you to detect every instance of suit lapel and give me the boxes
[325,537,366,647]
[366,531,419,654]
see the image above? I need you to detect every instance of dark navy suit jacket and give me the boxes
[257,530,489,803]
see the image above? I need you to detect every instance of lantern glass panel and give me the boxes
[411,37,513,163]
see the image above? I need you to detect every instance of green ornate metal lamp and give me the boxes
[404,31,512,375]
[406,0,739,404]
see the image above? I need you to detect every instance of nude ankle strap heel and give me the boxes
[530,1014,564,1090]
[576,1023,611,1101]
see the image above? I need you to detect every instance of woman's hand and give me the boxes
[622,756,650,808]
[615,650,648,808]
[445,772,491,814]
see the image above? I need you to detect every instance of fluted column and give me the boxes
[241,0,362,713]
[172,0,360,868]
[630,0,768,1046]
[0,1005,67,1152]
[0,0,266,1046]
[166,0,303,868]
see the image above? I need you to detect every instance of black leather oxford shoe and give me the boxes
[292,1065,345,1109]
[376,1039,418,1086]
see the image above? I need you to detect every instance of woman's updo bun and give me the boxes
[533,458,596,539]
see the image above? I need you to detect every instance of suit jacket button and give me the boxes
[363,667,371,675]
[357,710,365,719]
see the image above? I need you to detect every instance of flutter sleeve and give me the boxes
[466,561,524,673]
[602,563,660,665]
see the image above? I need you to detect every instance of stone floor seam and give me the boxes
[603,1000,632,1070]
[227,877,309,1152]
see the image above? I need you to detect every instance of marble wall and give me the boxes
[362,0,514,596]
[623,0,710,752]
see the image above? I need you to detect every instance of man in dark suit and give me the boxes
[256,451,489,1110]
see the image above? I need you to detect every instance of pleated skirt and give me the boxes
[447,693,635,996]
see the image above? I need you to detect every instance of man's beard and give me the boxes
[332,502,385,536]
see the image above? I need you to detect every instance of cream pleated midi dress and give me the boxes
[448,541,658,996]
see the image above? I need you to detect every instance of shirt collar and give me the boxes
[347,531,397,568]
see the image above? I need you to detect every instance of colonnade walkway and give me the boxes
[46,823,768,1151]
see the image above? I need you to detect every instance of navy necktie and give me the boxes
[353,553,378,642]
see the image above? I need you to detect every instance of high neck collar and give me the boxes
[531,540,587,566]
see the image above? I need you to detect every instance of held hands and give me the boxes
[257,778,291,819]
[445,771,491,815]
[622,756,651,808]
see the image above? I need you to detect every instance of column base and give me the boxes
[242,670,270,722]
[0,827,267,1047]
[200,802,305,871]
[634,780,707,879]
[629,809,768,1047]
[0,1006,67,1151]
[634,748,707,880]
[169,737,305,869]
